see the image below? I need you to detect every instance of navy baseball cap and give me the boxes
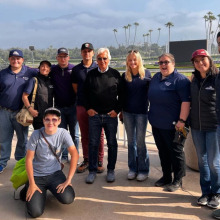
[9,49,23,58]
[81,43,94,51]
[57,48,69,55]
[39,60,52,67]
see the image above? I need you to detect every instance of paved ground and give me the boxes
[0,131,217,220]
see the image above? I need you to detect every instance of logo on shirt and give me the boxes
[165,82,171,86]
[49,85,54,89]
[23,77,29,80]
[205,86,214,90]
[68,70,72,74]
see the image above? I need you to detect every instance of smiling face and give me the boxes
[193,56,210,76]
[9,56,24,72]
[39,63,51,76]
[43,114,61,134]
[159,55,175,77]
[127,53,139,73]
[97,51,109,72]
[81,48,94,62]
[56,53,69,68]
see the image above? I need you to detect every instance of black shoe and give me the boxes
[166,180,182,192]
[197,194,211,206]
[155,176,172,187]
[20,185,27,201]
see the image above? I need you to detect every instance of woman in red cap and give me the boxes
[190,49,220,209]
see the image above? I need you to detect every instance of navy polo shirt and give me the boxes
[0,65,37,111]
[51,64,76,107]
[122,70,151,114]
[71,61,97,106]
[148,69,190,130]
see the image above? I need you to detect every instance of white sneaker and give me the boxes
[127,171,137,180]
[136,173,148,182]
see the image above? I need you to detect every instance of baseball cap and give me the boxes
[44,107,61,118]
[191,49,210,61]
[57,48,69,55]
[39,60,52,67]
[9,49,23,58]
[81,43,94,51]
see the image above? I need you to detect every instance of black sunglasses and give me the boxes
[128,50,138,53]
[158,61,171,65]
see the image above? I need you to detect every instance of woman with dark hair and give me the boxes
[22,60,54,129]
[121,50,151,181]
[148,53,190,192]
[190,49,220,209]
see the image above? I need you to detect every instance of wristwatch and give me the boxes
[178,118,186,123]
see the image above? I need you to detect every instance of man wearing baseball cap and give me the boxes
[50,48,79,163]
[71,43,105,173]
[0,49,37,173]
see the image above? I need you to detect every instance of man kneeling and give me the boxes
[24,107,78,218]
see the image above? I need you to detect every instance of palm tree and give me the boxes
[133,22,139,45]
[213,14,220,41]
[146,33,150,45]
[157,28,161,45]
[143,34,146,44]
[206,11,216,40]
[203,15,208,39]
[148,29,153,44]
[165,22,174,52]
[113,29,119,47]
[123,25,128,46]
[127,24,132,46]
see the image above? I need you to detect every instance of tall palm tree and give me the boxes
[213,14,220,42]
[133,22,139,45]
[148,29,153,45]
[143,34,146,44]
[123,25,128,46]
[113,29,119,47]
[203,15,208,39]
[206,11,216,40]
[157,28,161,45]
[165,22,174,52]
[127,24,132,46]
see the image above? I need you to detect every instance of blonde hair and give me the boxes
[125,51,145,82]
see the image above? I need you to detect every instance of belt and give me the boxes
[0,106,16,112]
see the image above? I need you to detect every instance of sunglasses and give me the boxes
[128,50,138,53]
[44,118,59,124]
[158,61,171,65]
[97,57,108,61]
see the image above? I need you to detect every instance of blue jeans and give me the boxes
[0,109,28,167]
[191,129,220,195]
[123,111,149,174]
[57,105,79,158]
[88,114,118,172]
[26,170,75,218]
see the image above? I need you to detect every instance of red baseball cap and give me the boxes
[191,49,210,61]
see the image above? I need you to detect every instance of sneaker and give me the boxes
[197,194,210,206]
[86,172,96,184]
[77,160,89,173]
[155,176,172,187]
[136,173,148,182]
[97,161,105,173]
[61,157,68,164]
[0,165,5,174]
[127,171,137,180]
[106,170,115,183]
[166,180,182,192]
[212,209,220,219]
[207,194,220,209]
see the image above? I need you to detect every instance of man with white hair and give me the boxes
[84,48,122,184]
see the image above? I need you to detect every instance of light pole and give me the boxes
[29,46,35,66]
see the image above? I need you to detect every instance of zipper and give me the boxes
[198,75,209,130]
[62,69,64,76]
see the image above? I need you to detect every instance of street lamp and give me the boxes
[29,46,35,66]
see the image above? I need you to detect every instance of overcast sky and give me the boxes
[0,0,219,49]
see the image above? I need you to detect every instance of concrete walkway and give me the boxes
[0,133,216,220]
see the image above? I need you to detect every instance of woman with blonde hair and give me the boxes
[121,50,151,181]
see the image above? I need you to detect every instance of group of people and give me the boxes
[0,32,220,218]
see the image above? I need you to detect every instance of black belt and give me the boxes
[0,106,16,112]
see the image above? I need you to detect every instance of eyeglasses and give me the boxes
[44,118,59,124]
[97,57,108,61]
[128,50,138,53]
[158,61,171,65]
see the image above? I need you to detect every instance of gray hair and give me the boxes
[158,53,175,63]
[96,48,111,60]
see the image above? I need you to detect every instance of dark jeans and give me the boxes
[26,170,75,218]
[152,126,186,181]
[88,114,118,172]
[57,105,79,158]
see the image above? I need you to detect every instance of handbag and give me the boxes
[40,131,65,170]
[16,77,38,126]
[10,157,28,190]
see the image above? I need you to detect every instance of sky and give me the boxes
[0,0,219,49]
